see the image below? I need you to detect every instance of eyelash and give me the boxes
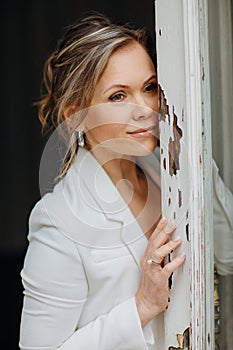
[109,92,125,102]
[109,82,158,102]
[144,82,158,93]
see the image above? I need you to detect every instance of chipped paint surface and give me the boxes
[159,87,183,177]
[159,85,169,122]
[178,189,182,207]
[169,113,183,176]
[158,82,191,348]
[168,327,190,349]
[158,78,191,349]
[155,0,214,348]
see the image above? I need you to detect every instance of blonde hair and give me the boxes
[37,12,154,179]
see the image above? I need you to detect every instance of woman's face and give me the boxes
[83,42,159,157]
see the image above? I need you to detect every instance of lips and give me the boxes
[126,125,157,139]
[127,125,155,135]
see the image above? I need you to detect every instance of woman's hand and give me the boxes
[135,218,186,328]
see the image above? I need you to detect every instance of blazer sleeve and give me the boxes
[19,200,151,350]
[212,159,233,275]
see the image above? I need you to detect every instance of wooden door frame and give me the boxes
[155,0,214,348]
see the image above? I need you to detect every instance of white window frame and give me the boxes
[154,0,214,348]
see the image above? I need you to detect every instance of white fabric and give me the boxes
[212,159,233,275]
[19,148,233,349]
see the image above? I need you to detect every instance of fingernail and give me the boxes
[179,252,186,259]
[160,217,167,224]
[174,235,181,242]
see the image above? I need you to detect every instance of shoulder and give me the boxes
[27,156,110,248]
[28,163,82,241]
[212,158,233,230]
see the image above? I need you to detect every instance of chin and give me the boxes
[135,139,158,155]
[93,137,158,157]
[131,147,155,157]
[115,142,157,157]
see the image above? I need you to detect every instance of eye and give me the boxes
[144,82,158,93]
[109,92,125,102]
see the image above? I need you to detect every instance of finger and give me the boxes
[162,253,186,277]
[149,217,168,240]
[154,217,168,233]
[149,237,182,263]
[150,220,176,248]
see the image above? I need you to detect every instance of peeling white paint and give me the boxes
[155,0,214,348]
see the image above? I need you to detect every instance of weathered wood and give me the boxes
[154,0,214,348]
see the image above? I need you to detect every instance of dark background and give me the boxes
[1,1,155,348]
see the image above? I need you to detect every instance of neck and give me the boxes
[89,145,142,187]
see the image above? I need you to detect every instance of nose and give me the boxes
[131,101,154,121]
[131,92,157,121]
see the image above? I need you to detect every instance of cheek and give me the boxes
[84,105,131,142]
[146,94,159,112]
[87,124,125,142]
[84,104,132,130]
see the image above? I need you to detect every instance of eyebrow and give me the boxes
[103,74,157,95]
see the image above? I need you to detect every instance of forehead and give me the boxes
[100,42,155,83]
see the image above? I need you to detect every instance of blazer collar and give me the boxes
[41,147,160,263]
[73,148,160,250]
[74,147,160,224]
[74,147,128,222]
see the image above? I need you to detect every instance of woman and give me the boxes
[19,13,233,350]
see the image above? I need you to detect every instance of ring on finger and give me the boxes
[147,257,161,267]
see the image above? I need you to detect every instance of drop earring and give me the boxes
[77,130,85,147]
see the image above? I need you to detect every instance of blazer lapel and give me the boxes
[74,147,161,269]
[120,151,161,269]
[74,147,129,223]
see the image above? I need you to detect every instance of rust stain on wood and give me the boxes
[168,327,190,349]
[169,113,183,176]
[159,85,169,121]
[159,86,183,177]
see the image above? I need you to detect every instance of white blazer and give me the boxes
[19,147,233,350]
